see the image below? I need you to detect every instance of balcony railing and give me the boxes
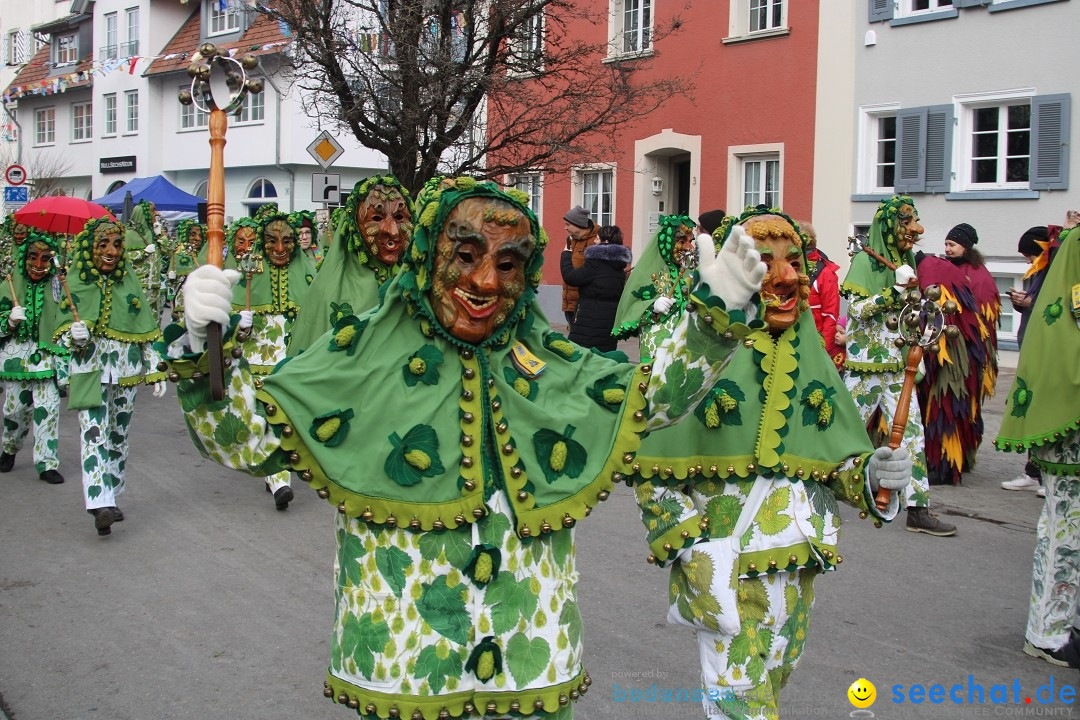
[119,39,138,57]
[100,44,117,60]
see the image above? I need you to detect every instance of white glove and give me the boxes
[168,270,177,280]
[70,321,90,346]
[695,225,766,311]
[143,243,156,254]
[893,264,916,293]
[238,309,253,330]
[652,296,674,315]
[866,446,912,492]
[152,380,167,398]
[8,305,26,326]
[183,265,241,351]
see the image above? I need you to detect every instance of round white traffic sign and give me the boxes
[5,164,26,185]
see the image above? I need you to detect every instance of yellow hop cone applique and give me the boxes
[385,424,444,486]
[327,315,368,356]
[464,544,502,587]
[543,332,581,361]
[586,373,627,412]
[465,636,502,682]
[402,344,444,387]
[532,424,587,484]
[404,449,432,471]
[309,408,355,448]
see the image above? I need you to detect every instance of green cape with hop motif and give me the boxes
[230,211,316,315]
[259,177,651,537]
[287,175,411,356]
[0,231,69,358]
[842,195,919,299]
[996,225,1080,454]
[613,214,697,339]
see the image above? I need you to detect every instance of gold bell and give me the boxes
[520,526,532,537]
[337,502,347,514]
[463,480,475,491]
[432,520,445,530]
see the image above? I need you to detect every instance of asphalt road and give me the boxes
[2,356,1077,720]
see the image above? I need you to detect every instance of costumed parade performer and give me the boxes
[231,209,315,510]
[915,223,1000,485]
[225,216,259,271]
[287,175,412,356]
[0,230,69,484]
[617,208,909,720]
[0,214,31,269]
[52,218,168,536]
[125,200,167,319]
[164,176,771,719]
[841,195,956,536]
[292,210,323,267]
[168,218,205,319]
[996,211,1080,667]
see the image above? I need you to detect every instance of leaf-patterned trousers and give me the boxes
[697,570,817,720]
[844,371,929,508]
[1026,432,1080,650]
[79,384,138,510]
[2,379,60,473]
[266,470,290,494]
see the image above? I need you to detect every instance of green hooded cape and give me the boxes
[259,177,653,536]
[0,231,69,375]
[996,225,1080,464]
[286,175,412,356]
[613,214,697,339]
[49,218,160,344]
[841,195,918,299]
[231,211,315,315]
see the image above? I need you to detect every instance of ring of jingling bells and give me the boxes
[430,197,535,345]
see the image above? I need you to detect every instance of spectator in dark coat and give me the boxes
[560,225,632,352]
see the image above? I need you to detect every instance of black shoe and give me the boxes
[906,507,958,536]
[90,507,119,536]
[0,452,15,472]
[58,387,68,398]
[273,486,294,511]
[113,506,124,522]
[39,469,64,484]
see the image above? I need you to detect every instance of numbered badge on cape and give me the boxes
[510,341,546,379]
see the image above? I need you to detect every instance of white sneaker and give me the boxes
[1037,487,1047,498]
[1002,475,1041,491]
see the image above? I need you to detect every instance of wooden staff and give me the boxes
[5,273,16,303]
[874,343,923,512]
[204,107,227,400]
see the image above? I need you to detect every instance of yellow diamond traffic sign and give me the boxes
[306,130,345,169]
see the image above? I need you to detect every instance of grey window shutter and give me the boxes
[924,104,954,193]
[869,0,894,22]
[894,107,927,193]
[954,0,986,7]
[1030,93,1070,191]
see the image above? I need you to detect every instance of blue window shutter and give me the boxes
[894,107,927,193]
[1030,93,1070,190]
[869,0,893,22]
[924,104,954,193]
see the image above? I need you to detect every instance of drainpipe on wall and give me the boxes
[258,58,294,212]
[3,103,22,165]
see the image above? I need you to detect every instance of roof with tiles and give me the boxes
[145,9,290,77]
[3,44,95,98]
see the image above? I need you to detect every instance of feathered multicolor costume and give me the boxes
[916,255,1000,485]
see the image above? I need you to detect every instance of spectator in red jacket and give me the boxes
[800,222,844,371]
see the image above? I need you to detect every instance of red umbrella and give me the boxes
[14,196,117,235]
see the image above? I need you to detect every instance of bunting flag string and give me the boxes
[2,40,290,103]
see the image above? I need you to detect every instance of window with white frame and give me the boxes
[896,0,953,16]
[179,86,209,130]
[7,31,19,65]
[579,169,613,227]
[509,5,544,74]
[34,107,55,145]
[749,0,785,33]
[194,180,208,198]
[234,86,265,124]
[103,13,118,60]
[510,173,542,215]
[54,32,78,66]
[610,0,651,56]
[125,89,139,133]
[245,177,277,216]
[742,155,780,208]
[874,115,897,190]
[208,0,242,36]
[103,93,117,135]
[857,106,899,194]
[966,101,1030,188]
[990,270,1024,341]
[124,7,139,56]
[72,101,92,141]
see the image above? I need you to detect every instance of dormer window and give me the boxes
[208,0,242,36]
[54,31,78,66]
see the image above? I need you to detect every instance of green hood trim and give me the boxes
[71,218,129,283]
[51,254,160,343]
[125,200,156,251]
[259,276,650,538]
[15,230,62,279]
[842,195,918,299]
[996,225,1080,452]
[342,174,412,283]
[613,215,696,339]
[323,667,589,720]
[225,216,259,256]
[232,257,314,317]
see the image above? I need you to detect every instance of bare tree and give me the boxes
[259,0,694,196]
[0,146,75,199]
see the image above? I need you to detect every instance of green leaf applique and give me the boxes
[309,408,355,448]
[402,344,444,387]
[328,301,354,328]
[585,374,627,412]
[327,315,368,355]
[503,367,538,400]
[801,380,837,429]
[1044,297,1064,325]
[385,424,444,486]
[532,424,587,484]
[463,543,502,587]
[542,332,581,361]
[464,636,502,682]
[1011,377,1032,418]
[695,379,745,428]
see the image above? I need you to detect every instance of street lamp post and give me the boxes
[179,44,263,400]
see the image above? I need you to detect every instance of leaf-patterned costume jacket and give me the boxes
[996,224,1080,655]
[52,219,166,511]
[161,178,758,720]
[0,233,69,473]
[615,212,894,719]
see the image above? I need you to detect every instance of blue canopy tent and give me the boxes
[93,176,203,213]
